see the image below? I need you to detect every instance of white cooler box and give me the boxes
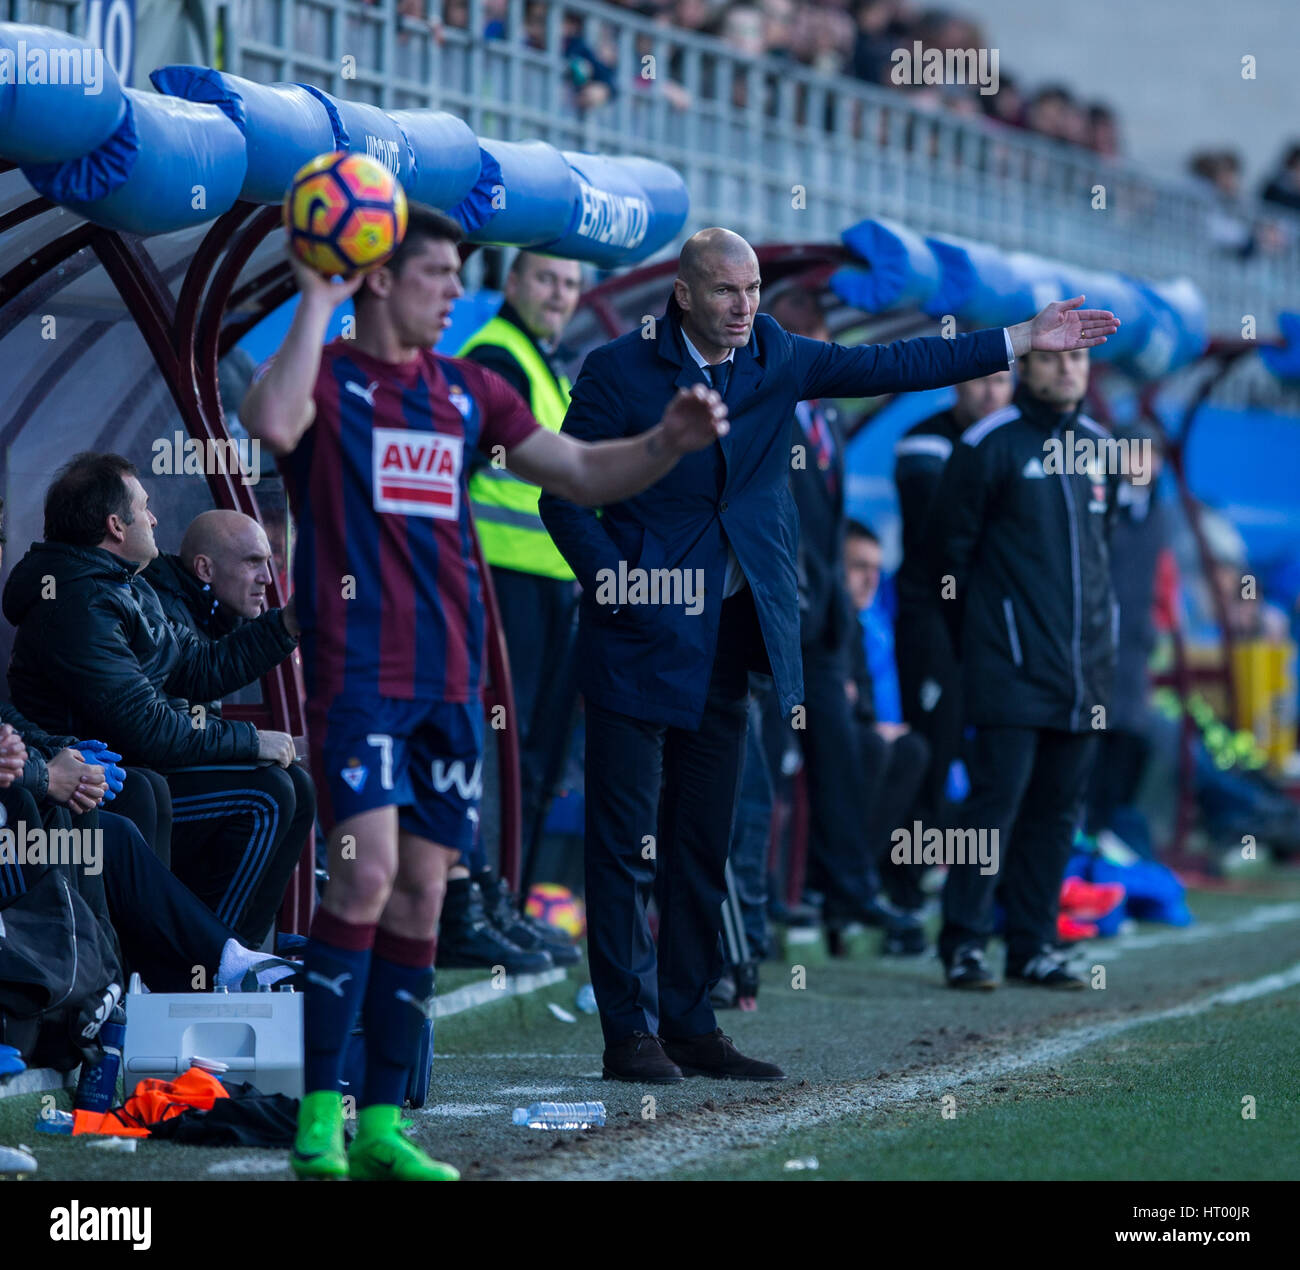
[122,977,303,1098]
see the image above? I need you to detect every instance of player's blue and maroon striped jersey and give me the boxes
[274,339,540,704]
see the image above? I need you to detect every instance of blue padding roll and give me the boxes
[837,217,941,312]
[296,84,413,184]
[451,138,576,246]
[924,234,1037,327]
[23,89,245,235]
[1121,277,1208,378]
[538,152,688,267]
[0,23,125,162]
[151,66,334,204]
[388,109,480,210]
[1260,311,1300,382]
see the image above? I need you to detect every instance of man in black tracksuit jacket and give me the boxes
[924,349,1116,988]
[4,456,306,946]
[893,371,1013,829]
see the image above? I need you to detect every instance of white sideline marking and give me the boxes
[434,968,567,1018]
[418,1102,505,1118]
[1095,902,1300,960]
[526,958,1300,1181]
[207,1156,292,1176]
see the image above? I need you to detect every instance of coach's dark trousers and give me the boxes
[940,725,1096,966]
[584,588,759,1045]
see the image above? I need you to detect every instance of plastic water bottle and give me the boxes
[73,1005,126,1115]
[512,1101,606,1129]
[575,984,598,1014]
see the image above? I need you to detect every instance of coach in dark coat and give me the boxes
[540,228,1118,1081]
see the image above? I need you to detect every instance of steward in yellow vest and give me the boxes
[461,307,574,580]
[447,253,585,961]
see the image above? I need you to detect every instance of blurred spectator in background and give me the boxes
[1085,423,1171,841]
[843,519,930,945]
[1261,144,1300,213]
[1025,85,1086,146]
[850,0,905,86]
[1190,150,1287,257]
[979,71,1025,129]
[1086,103,1120,157]
[894,370,1013,847]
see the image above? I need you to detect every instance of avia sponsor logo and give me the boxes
[431,758,483,800]
[574,181,650,251]
[890,820,1000,877]
[594,559,705,616]
[372,427,463,520]
[890,42,1000,96]
[0,818,102,875]
[49,1202,151,1251]
[152,431,261,486]
[0,41,105,95]
[1043,430,1151,484]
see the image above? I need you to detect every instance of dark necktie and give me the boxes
[707,359,731,396]
[803,403,838,500]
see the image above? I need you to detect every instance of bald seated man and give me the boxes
[145,508,316,940]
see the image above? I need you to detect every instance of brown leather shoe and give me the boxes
[602,1031,685,1083]
[662,1029,786,1081]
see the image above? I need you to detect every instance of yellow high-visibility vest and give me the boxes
[461,316,575,581]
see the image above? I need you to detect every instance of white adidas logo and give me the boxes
[1022,456,1046,478]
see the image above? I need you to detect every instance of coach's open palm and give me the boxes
[660,384,730,455]
[1030,295,1120,351]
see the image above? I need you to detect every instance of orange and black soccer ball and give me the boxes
[283,151,409,279]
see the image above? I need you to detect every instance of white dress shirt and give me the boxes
[680,327,748,597]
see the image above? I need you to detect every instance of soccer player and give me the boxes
[241,205,728,1181]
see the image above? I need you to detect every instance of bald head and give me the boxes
[677,228,757,289]
[674,228,761,361]
[180,509,275,619]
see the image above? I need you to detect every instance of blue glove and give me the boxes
[74,740,125,802]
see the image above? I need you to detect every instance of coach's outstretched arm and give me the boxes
[506,382,728,506]
[240,261,365,456]
[796,296,1121,401]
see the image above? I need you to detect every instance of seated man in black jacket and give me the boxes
[3,454,306,947]
[144,508,316,873]
[0,714,294,995]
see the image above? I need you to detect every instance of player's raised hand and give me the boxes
[660,384,730,456]
[288,253,367,308]
[1030,295,1121,351]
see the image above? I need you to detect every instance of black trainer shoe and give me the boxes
[882,920,929,957]
[945,943,997,990]
[480,874,582,967]
[436,878,554,974]
[855,894,925,935]
[602,1031,684,1083]
[1005,949,1086,990]
[661,1028,785,1081]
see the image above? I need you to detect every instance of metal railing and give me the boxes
[9,0,1300,335]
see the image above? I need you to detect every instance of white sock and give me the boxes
[216,939,296,990]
